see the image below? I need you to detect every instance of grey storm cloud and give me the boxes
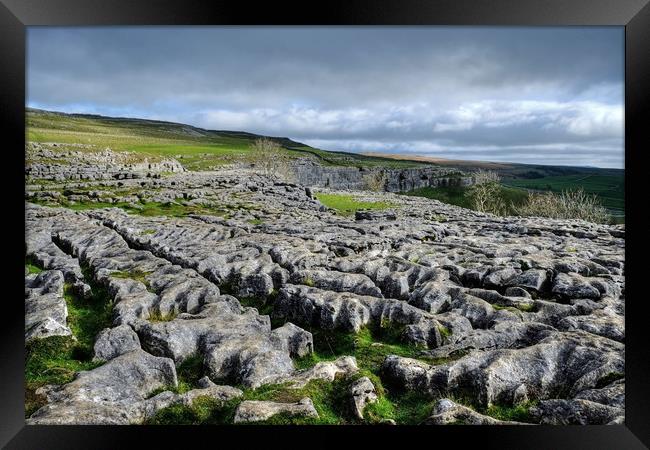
[27,26,624,168]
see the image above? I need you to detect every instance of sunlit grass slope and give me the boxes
[27,109,429,170]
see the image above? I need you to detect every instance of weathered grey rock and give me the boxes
[27,349,177,424]
[381,272,411,299]
[26,142,185,182]
[25,222,88,288]
[528,299,579,327]
[483,267,519,289]
[275,285,445,348]
[504,286,532,298]
[507,269,548,292]
[424,321,554,358]
[530,399,623,425]
[424,399,523,425]
[382,331,624,408]
[289,269,382,297]
[179,384,243,406]
[270,322,314,357]
[197,375,217,388]
[233,398,319,423]
[203,336,296,389]
[134,304,300,389]
[25,162,625,425]
[435,311,474,337]
[290,158,471,192]
[355,210,397,221]
[30,207,306,391]
[408,279,452,313]
[93,325,142,361]
[462,268,489,288]
[463,288,535,311]
[279,356,359,388]
[558,310,624,342]
[448,291,496,329]
[349,376,378,419]
[25,270,72,342]
[552,272,601,299]
[575,379,624,408]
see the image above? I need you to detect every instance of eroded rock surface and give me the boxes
[25,270,72,341]
[233,398,319,423]
[424,399,522,425]
[25,167,625,425]
[27,349,178,424]
[349,376,378,419]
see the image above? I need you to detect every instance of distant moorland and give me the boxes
[26,108,624,220]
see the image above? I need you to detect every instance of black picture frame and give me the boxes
[2,1,649,448]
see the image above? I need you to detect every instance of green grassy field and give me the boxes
[27,109,428,170]
[314,193,394,216]
[288,145,426,169]
[502,174,624,215]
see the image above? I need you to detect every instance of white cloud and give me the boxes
[433,100,623,138]
[27,27,625,168]
[560,102,624,136]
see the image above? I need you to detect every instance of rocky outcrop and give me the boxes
[93,324,142,361]
[530,399,623,425]
[349,376,378,419]
[24,204,313,391]
[274,285,446,348]
[25,270,72,341]
[27,349,178,424]
[277,356,359,388]
[233,398,319,423]
[424,399,523,425]
[382,331,624,408]
[26,142,185,181]
[291,158,473,192]
[25,166,625,425]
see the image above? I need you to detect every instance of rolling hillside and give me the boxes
[26,108,624,218]
[26,109,428,170]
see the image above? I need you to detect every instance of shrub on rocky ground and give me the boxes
[516,188,610,224]
[465,170,508,216]
[249,138,295,182]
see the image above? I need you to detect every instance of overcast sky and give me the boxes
[27,27,624,168]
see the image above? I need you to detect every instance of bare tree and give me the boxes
[362,170,387,192]
[465,169,507,216]
[249,138,294,181]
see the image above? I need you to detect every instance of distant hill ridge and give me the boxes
[27,108,623,177]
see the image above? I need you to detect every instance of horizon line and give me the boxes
[26,106,625,171]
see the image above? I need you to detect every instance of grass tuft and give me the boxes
[62,281,113,351]
[315,193,393,216]
[485,401,538,423]
[25,336,104,417]
[238,297,275,317]
[25,255,44,275]
[110,269,153,288]
[147,310,178,322]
